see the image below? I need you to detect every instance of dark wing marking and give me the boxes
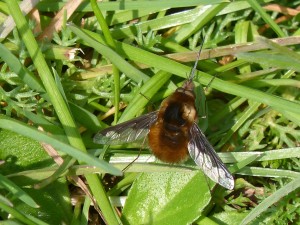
[94,111,158,145]
[188,123,234,190]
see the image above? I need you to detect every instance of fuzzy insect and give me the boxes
[94,48,234,190]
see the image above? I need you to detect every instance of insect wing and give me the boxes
[188,123,234,190]
[94,111,158,145]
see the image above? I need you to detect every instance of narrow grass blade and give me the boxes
[0,174,39,208]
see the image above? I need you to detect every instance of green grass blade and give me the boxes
[237,52,300,72]
[91,0,120,123]
[0,174,39,208]
[169,3,228,43]
[246,0,285,37]
[238,167,300,179]
[0,43,47,100]
[219,147,300,164]
[0,200,47,225]
[37,0,230,12]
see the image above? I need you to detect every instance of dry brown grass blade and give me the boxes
[0,0,39,40]
[38,0,83,41]
[263,4,300,16]
[78,36,300,78]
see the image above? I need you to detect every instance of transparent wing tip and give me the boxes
[219,175,235,190]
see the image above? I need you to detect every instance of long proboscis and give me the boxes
[189,37,206,82]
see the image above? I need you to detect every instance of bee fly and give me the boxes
[94,47,234,190]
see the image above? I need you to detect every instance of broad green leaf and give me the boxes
[122,172,211,225]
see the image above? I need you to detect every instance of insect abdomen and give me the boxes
[148,121,189,163]
[148,91,196,163]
